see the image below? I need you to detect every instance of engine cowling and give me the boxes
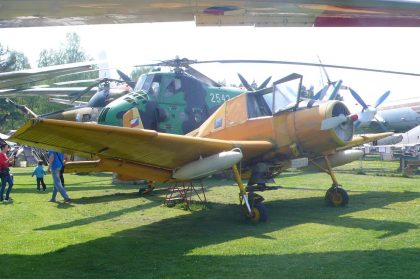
[274,101,354,156]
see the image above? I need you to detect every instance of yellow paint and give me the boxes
[123,107,143,129]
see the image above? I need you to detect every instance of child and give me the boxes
[32,161,46,191]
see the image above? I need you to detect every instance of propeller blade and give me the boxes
[257,76,272,90]
[374,90,390,108]
[377,121,389,132]
[328,80,343,100]
[116,69,136,89]
[354,120,361,130]
[313,84,329,100]
[237,73,253,91]
[349,88,368,110]
[321,114,348,130]
[374,115,389,131]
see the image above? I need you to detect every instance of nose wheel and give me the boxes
[325,186,349,206]
[312,156,350,206]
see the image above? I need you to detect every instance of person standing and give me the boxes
[32,161,47,191]
[0,143,14,202]
[47,151,71,202]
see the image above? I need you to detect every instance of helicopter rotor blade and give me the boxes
[116,69,136,89]
[51,79,98,86]
[5,98,38,118]
[184,65,221,87]
[70,82,100,103]
[317,55,332,85]
[192,59,420,77]
[131,57,420,77]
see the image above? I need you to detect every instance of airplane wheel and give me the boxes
[252,203,267,222]
[139,184,155,195]
[325,187,349,207]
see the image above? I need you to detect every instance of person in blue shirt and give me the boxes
[32,161,47,191]
[47,151,71,203]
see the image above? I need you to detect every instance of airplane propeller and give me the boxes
[349,88,390,130]
[321,113,358,131]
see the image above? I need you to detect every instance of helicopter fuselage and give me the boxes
[98,71,244,134]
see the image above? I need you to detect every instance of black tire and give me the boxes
[325,187,349,207]
[251,202,268,223]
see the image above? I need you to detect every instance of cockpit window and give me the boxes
[134,74,154,92]
[247,93,272,118]
[272,73,302,114]
[165,78,182,96]
[253,73,303,116]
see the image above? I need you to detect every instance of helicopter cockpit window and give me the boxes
[151,82,160,97]
[272,73,302,114]
[165,78,182,96]
[134,74,154,93]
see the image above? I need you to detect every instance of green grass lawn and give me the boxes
[0,164,419,279]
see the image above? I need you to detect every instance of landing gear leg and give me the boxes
[232,164,267,222]
[321,156,349,207]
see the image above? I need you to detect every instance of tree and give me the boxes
[0,43,30,72]
[130,67,152,83]
[38,32,89,67]
[0,43,32,132]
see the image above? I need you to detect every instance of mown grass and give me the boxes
[0,162,419,279]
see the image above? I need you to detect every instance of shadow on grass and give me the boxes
[11,184,125,194]
[35,202,157,231]
[1,190,419,278]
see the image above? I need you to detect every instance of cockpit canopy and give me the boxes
[247,73,303,119]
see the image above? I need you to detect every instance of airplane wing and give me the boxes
[10,118,274,181]
[0,61,96,90]
[1,1,420,27]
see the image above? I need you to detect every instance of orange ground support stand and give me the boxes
[164,181,207,209]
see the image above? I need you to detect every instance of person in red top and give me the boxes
[0,143,15,202]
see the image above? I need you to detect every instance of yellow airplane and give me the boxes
[10,73,391,222]
[2,0,420,27]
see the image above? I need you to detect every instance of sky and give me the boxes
[1,22,420,110]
